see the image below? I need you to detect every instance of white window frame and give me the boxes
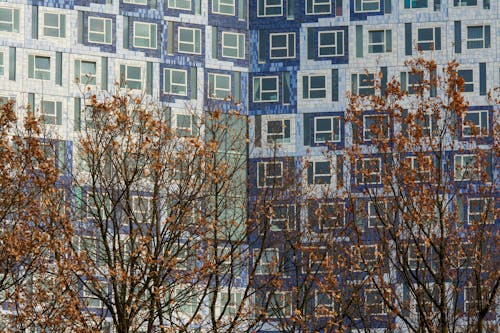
[168,0,192,10]
[315,291,337,317]
[212,0,236,15]
[40,100,60,125]
[308,160,333,185]
[454,0,477,6]
[133,21,157,49]
[354,0,380,12]
[454,154,481,181]
[314,116,341,143]
[178,27,201,55]
[405,155,431,182]
[265,118,291,144]
[269,204,295,231]
[352,73,376,96]
[0,7,20,33]
[308,248,328,273]
[87,16,112,45]
[467,197,494,224]
[357,157,382,185]
[302,74,327,100]
[208,73,231,100]
[368,201,389,228]
[87,191,111,220]
[132,195,153,223]
[318,202,345,230]
[255,248,279,275]
[463,110,489,137]
[267,291,292,318]
[463,286,477,313]
[257,161,283,188]
[363,114,390,142]
[253,76,279,102]
[124,0,148,4]
[121,64,143,90]
[365,288,385,315]
[163,68,188,96]
[404,0,428,9]
[257,0,283,17]
[466,25,490,49]
[318,30,344,57]
[74,59,97,86]
[269,32,296,59]
[368,29,391,53]
[42,12,66,38]
[417,27,439,51]
[29,55,51,81]
[352,244,378,272]
[305,0,331,15]
[457,69,474,93]
[83,281,106,308]
[222,32,245,59]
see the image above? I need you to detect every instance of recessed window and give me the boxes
[255,248,279,274]
[257,161,283,188]
[318,30,344,57]
[212,0,236,15]
[40,100,62,125]
[454,154,480,181]
[356,158,382,185]
[352,73,375,96]
[266,119,291,143]
[0,7,20,33]
[163,68,187,96]
[354,0,380,12]
[467,25,491,49]
[120,64,142,90]
[74,60,97,85]
[178,27,201,54]
[269,204,295,231]
[457,70,474,92]
[168,0,192,10]
[417,27,441,51]
[43,13,66,38]
[28,55,51,80]
[368,30,392,53]
[307,160,332,185]
[222,32,245,59]
[454,0,477,6]
[314,116,341,143]
[404,0,428,8]
[463,110,489,137]
[363,114,390,141]
[133,22,157,49]
[253,76,279,102]
[303,75,326,99]
[257,0,283,17]
[88,17,112,44]
[305,0,331,15]
[208,73,231,99]
[269,32,295,59]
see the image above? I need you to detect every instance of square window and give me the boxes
[365,289,385,315]
[417,27,441,51]
[87,191,112,220]
[257,161,283,188]
[212,0,236,15]
[467,25,490,49]
[314,116,341,143]
[464,286,477,313]
[253,76,279,102]
[463,110,489,137]
[88,17,112,45]
[401,71,424,94]
[305,0,331,15]
[42,13,66,38]
[208,73,231,99]
[405,155,432,182]
[40,100,61,125]
[368,30,392,53]
[222,32,245,59]
[316,202,345,230]
[74,60,97,85]
[303,75,326,99]
[356,158,382,185]
[269,204,296,231]
[132,196,153,223]
[133,22,157,49]
[315,291,339,317]
[368,201,391,228]
[120,64,142,90]
[307,160,332,185]
[28,55,51,80]
[176,114,193,137]
[257,0,283,17]
[458,70,474,93]
[163,68,187,96]
[83,281,106,308]
[168,0,192,10]
[454,0,477,6]
[404,0,428,8]
[454,154,481,181]
[255,248,279,275]
[308,248,328,272]
[468,198,494,224]
[266,119,291,143]
[352,73,375,96]
[0,7,20,33]
[363,114,390,141]
[318,30,344,57]
[267,292,292,318]
[269,32,295,59]
[354,0,380,12]
[178,27,201,54]
[352,245,378,271]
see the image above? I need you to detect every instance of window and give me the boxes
[0,7,19,32]
[208,73,231,99]
[368,201,390,228]
[212,0,236,15]
[307,160,332,185]
[467,25,491,49]
[354,0,380,12]
[317,202,345,229]
[87,191,112,220]
[463,110,489,137]
[308,248,328,272]
[0,52,4,77]
[303,75,326,99]
[357,157,382,185]
[133,22,157,49]
[353,245,378,271]
[253,76,279,102]
[404,0,428,8]
[266,119,290,143]
[267,292,292,317]
[464,286,477,313]
[405,155,432,182]
[269,33,295,59]
[42,13,66,38]
[163,68,187,96]
[256,248,279,274]
[40,100,61,125]
[318,30,344,57]
[401,71,424,94]
[458,70,474,92]
[88,17,112,44]
[363,114,390,141]
[176,114,194,137]
[468,198,494,224]
[352,73,375,96]
[314,116,341,143]
[269,204,295,231]
[257,161,283,188]
[175,245,195,270]
[217,292,242,317]
[120,64,142,90]
[132,196,152,223]
[368,30,392,53]
[305,0,331,15]
[315,291,338,317]
[454,154,480,181]
[28,55,51,80]
[222,32,245,59]
[124,0,148,4]
[74,60,97,85]
[257,0,283,17]
[168,0,191,10]
[178,27,201,54]
[83,282,106,308]
[365,289,385,315]
[417,27,441,51]
[454,0,477,6]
